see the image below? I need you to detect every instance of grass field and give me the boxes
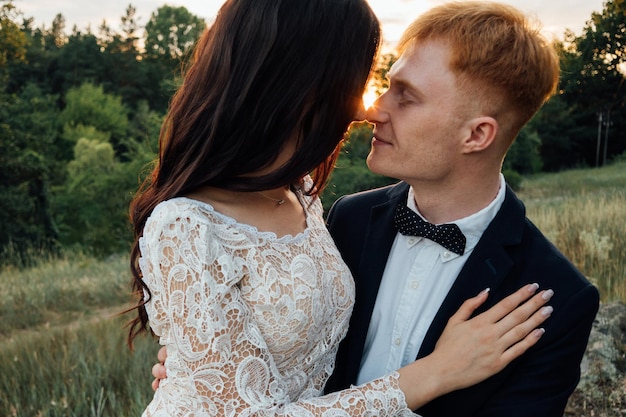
[0,253,158,416]
[518,161,626,303]
[0,161,624,416]
[0,315,157,416]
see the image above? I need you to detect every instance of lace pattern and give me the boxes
[139,185,414,416]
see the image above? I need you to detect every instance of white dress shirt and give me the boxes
[356,175,507,385]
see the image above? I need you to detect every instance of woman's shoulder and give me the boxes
[152,196,211,218]
[144,197,219,235]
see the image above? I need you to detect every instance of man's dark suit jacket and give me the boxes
[324,181,599,417]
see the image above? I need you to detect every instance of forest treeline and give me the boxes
[0,0,624,266]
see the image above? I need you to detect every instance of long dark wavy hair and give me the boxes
[127,0,380,346]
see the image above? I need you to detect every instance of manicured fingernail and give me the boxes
[528,283,539,293]
[479,288,490,296]
[533,328,546,338]
[542,289,554,300]
[541,306,553,317]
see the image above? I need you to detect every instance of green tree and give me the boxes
[144,5,206,62]
[52,119,157,256]
[0,84,62,265]
[97,5,153,112]
[504,128,543,174]
[370,53,397,95]
[128,100,163,151]
[53,139,133,255]
[5,16,58,95]
[558,0,626,167]
[46,13,67,48]
[0,0,28,82]
[51,31,104,95]
[59,83,129,153]
[528,92,589,171]
[141,5,205,112]
[62,124,110,144]
[119,4,141,55]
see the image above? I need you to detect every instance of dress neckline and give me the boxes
[174,195,312,243]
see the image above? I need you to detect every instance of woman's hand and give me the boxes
[398,283,553,409]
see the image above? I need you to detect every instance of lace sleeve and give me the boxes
[139,202,416,417]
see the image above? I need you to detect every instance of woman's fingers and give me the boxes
[448,283,554,359]
[495,289,554,337]
[477,283,541,324]
[501,328,546,364]
[450,288,491,322]
[449,283,539,328]
[476,286,554,366]
[468,284,554,337]
[157,345,168,364]
[152,361,167,380]
[425,284,554,394]
[499,307,551,364]
[151,346,168,391]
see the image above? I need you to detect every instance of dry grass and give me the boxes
[518,161,626,303]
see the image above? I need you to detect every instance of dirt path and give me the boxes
[0,303,133,344]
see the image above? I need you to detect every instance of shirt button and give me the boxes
[443,251,451,258]
[394,338,402,346]
[408,237,417,245]
[410,281,419,289]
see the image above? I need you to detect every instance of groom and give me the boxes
[323,2,598,416]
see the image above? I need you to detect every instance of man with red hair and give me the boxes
[325,2,598,416]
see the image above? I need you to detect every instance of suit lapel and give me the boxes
[345,183,409,374]
[356,183,408,298]
[417,186,526,358]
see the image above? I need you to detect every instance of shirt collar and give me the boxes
[406,174,506,253]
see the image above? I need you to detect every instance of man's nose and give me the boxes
[365,95,388,124]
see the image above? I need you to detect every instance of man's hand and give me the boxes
[151,346,168,391]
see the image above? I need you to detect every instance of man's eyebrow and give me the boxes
[388,73,423,99]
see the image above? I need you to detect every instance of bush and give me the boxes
[503,169,523,191]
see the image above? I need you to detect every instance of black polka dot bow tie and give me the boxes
[394,203,466,255]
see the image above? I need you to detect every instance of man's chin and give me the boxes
[366,154,393,178]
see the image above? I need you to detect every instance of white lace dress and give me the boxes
[139,188,416,416]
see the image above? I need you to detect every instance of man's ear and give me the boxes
[462,116,498,154]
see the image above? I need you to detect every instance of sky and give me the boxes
[16,0,605,48]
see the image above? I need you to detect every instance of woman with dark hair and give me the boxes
[127,0,551,415]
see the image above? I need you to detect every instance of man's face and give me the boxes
[365,39,470,184]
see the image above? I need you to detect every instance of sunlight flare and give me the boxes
[362,86,379,110]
